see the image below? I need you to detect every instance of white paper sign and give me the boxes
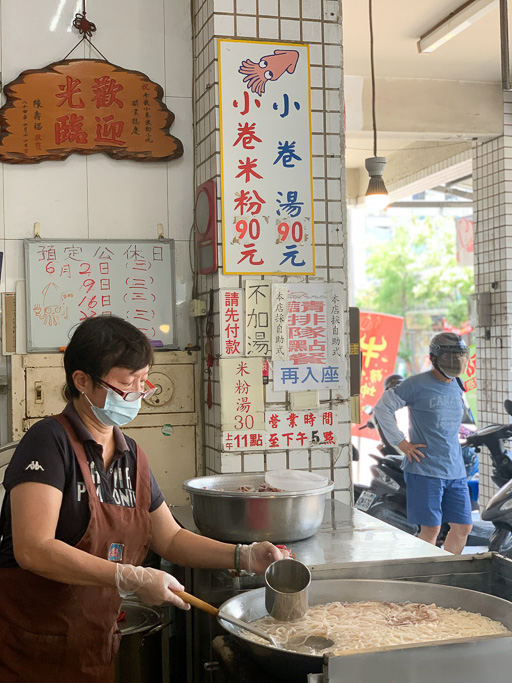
[272,282,345,391]
[219,357,265,430]
[220,289,244,357]
[245,280,272,356]
[219,39,314,275]
[222,408,339,451]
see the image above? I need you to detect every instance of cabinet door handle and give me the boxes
[34,381,43,404]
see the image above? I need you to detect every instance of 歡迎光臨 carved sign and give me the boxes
[0,59,183,163]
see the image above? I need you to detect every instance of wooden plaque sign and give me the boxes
[0,59,183,163]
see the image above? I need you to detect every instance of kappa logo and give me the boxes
[25,460,45,472]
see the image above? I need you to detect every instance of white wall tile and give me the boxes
[258,17,280,40]
[214,0,235,13]
[236,0,257,14]
[236,15,257,37]
[167,96,195,242]
[244,452,264,472]
[3,158,89,239]
[86,0,165,86]
[221,452,243,472]
[259,0,279,15]
[281,0,300,18]
[301,0,322,20]
[266,450,287,470]
[164,0,193,98]
[1,1,85,85]
[280,20,301,41]
[86,155,168,239]
[214,13,235,36]
[288,449,309,468]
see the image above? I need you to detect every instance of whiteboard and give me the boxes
[24,239,176,352]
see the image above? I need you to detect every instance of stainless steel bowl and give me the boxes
[182,474,334,543]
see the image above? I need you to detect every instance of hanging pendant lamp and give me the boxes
[364,0,389,212]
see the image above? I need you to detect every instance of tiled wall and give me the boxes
[192,0,352,505]
[472,92,512,504]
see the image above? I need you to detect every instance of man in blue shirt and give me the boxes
[374,332,472,553]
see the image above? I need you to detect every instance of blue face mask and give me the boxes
[84,388,141,427]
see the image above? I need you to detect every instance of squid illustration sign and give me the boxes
[219,40,314,275]
[0,59,183,163]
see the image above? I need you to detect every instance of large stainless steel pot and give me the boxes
[218,579,512,682]
[182,474,334,543]
[115,599,170,683]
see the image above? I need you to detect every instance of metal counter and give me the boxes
[169,499,449,682]
[172,498,449,569]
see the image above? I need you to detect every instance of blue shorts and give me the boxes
[404,472,473,527]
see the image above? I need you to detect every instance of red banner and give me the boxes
[351,311,404,440]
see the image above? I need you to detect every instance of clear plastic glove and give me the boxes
[115,564,190,610]
[239,541,292,575]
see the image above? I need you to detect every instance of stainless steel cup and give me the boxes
[264,559,311,621]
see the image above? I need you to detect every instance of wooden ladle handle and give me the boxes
[175,590,219,616]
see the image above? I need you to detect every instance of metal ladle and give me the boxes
[175,590,281,648]
[264,559,334,651]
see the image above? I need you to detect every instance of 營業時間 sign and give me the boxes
[0,59,183,163]
[219,40,314,275]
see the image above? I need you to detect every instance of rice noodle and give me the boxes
[246,601,509,655]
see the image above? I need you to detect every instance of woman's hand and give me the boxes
[239,541,292,575]
[115,564,190,610]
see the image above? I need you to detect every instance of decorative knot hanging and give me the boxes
[72,12,97,38]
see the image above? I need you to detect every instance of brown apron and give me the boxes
[0,413,152,683]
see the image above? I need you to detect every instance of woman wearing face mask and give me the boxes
[0,316,288,682]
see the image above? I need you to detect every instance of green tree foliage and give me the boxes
[356,215,474,371]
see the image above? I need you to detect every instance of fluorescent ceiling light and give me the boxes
[418,0,498,54]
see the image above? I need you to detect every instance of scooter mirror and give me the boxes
[504,399,512,417]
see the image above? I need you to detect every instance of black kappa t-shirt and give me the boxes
[0,403,165,568]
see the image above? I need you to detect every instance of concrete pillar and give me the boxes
[473,90,512,505]
[191,0,352,504]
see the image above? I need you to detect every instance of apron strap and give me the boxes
[54,413,99,500]
[134,444,152,511]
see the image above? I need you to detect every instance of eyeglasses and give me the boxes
[97,378,157,402]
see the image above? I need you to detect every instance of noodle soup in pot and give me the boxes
[246,599,509,655]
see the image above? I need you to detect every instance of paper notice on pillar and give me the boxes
[265,408,340,449]
[219,357,265,431]
[220,289,244,357]
[219,39,314,275]
[272,282,346,392]
[222,407,340,451]
[245,281,272,356]
[455,216,474,267]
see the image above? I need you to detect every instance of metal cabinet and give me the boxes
[10,351,203,505]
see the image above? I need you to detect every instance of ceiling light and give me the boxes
[364,0,389,212]
[418,0,497,54]
[365,157,389,211]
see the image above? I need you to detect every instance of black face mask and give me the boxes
[437,351,469,378]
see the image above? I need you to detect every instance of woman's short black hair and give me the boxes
[64,316,153,399]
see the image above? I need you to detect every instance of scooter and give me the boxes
[466,399,512,556]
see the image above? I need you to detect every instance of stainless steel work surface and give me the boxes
[324,637,512,683]
[172,498,448,566]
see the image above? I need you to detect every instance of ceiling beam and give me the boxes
[389,201,473,208]
[431,185,474,199]
[417,0,498,54]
